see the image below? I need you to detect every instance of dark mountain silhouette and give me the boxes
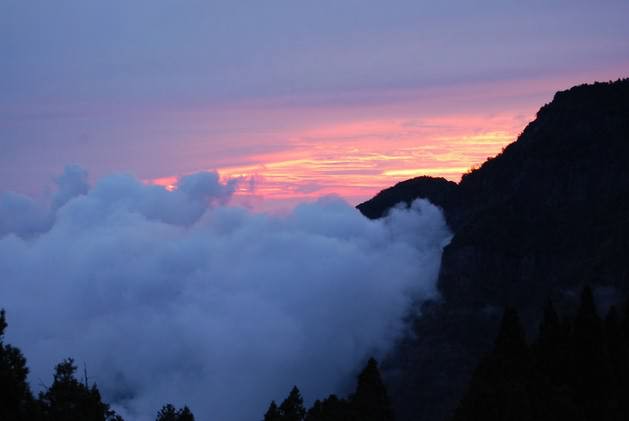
[357,177,458,223]
[2,78,628,421]
[358,78,629,421]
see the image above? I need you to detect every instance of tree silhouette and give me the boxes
[452,306,534,421]
[451,287,629,421]
[177,407,194,421]
[156,404,195,421]
[262,359,394,421]
[156,404,178,421]
[279,386,306,421]
[0,309,36,421]
[536,300,568,385]
[263,401,282,421]
[572,286,613,420]
[305,394,350,421]
[350,358,394,421]
[39,358,120,421]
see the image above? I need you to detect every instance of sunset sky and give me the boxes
[2,1,628,209]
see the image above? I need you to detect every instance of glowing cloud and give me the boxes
[149,112,531,208]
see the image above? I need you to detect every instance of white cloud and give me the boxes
[0,168,450,421]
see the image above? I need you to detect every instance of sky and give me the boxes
[0,3,628,419]
[1,0,628,208]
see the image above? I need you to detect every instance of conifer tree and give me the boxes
[531,300,587,421]
[603,306,626,418]
[452,306,533,421]
[279,386,306,421]
[304,400,323,421]
[618,300,629,417]
[156,404,178,421]
[451,291,629,421]
[0,309,36,421]
[155,404,194,421]
[539,300,561,344]
[572,286,612,421]
[177,406,194,421]
[536,300,570,385]
[621,297,629,338]
[493,307,528,366]
[263,401,281,421]
[604,306,623,373]
[305,394,350,421]
[39,358,120,421]
[350,358,394,421]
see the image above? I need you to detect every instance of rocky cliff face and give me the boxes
[358,78,629,421]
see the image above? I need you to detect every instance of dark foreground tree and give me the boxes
[305,394,350,421]
[279,386,306,421]
[155,403,195,421]
[452,286,629,421]
[452,306,535,421]
[572,286,615,420]
[0,309,37,421]
[39,358,121,421]
[350,358,394,421]
[263,400,282,421]
[263,358,394,421]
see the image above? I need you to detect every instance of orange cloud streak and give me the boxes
[146,70,629,209]
[149,111,531,208]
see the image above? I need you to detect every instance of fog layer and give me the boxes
[0,167,451,420]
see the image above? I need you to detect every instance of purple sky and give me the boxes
[0,3,628,418]
[1,0,628,205]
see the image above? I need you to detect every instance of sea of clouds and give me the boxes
[0,166,451,421]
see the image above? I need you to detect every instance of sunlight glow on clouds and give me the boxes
[149,112,529,208]
[2,0,628,207]
[2,63,627,210]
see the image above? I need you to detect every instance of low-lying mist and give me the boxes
[0,166,451,420]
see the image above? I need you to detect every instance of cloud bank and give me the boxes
[0,167,451,421]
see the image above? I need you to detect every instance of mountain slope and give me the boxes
[358,78,629,421]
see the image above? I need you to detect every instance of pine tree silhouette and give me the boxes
[603,306,626,419]
[618,300,629,418]
[532,300,585,421]
[0,309,37,421]
[305,394,350,421]
[279,386,306,421]
[572,286,613,421]
[452,306,533,421]
[263,401,281,421]
[261,360,395,421]
[350,358,394,421]
[39,358,120,421]
[536,300,570,385]
[156,404,178,421]
[156,404,195,421]
[451,289,629,421]
[177,407,194,421]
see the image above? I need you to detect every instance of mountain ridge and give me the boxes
[358,77,629,421]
